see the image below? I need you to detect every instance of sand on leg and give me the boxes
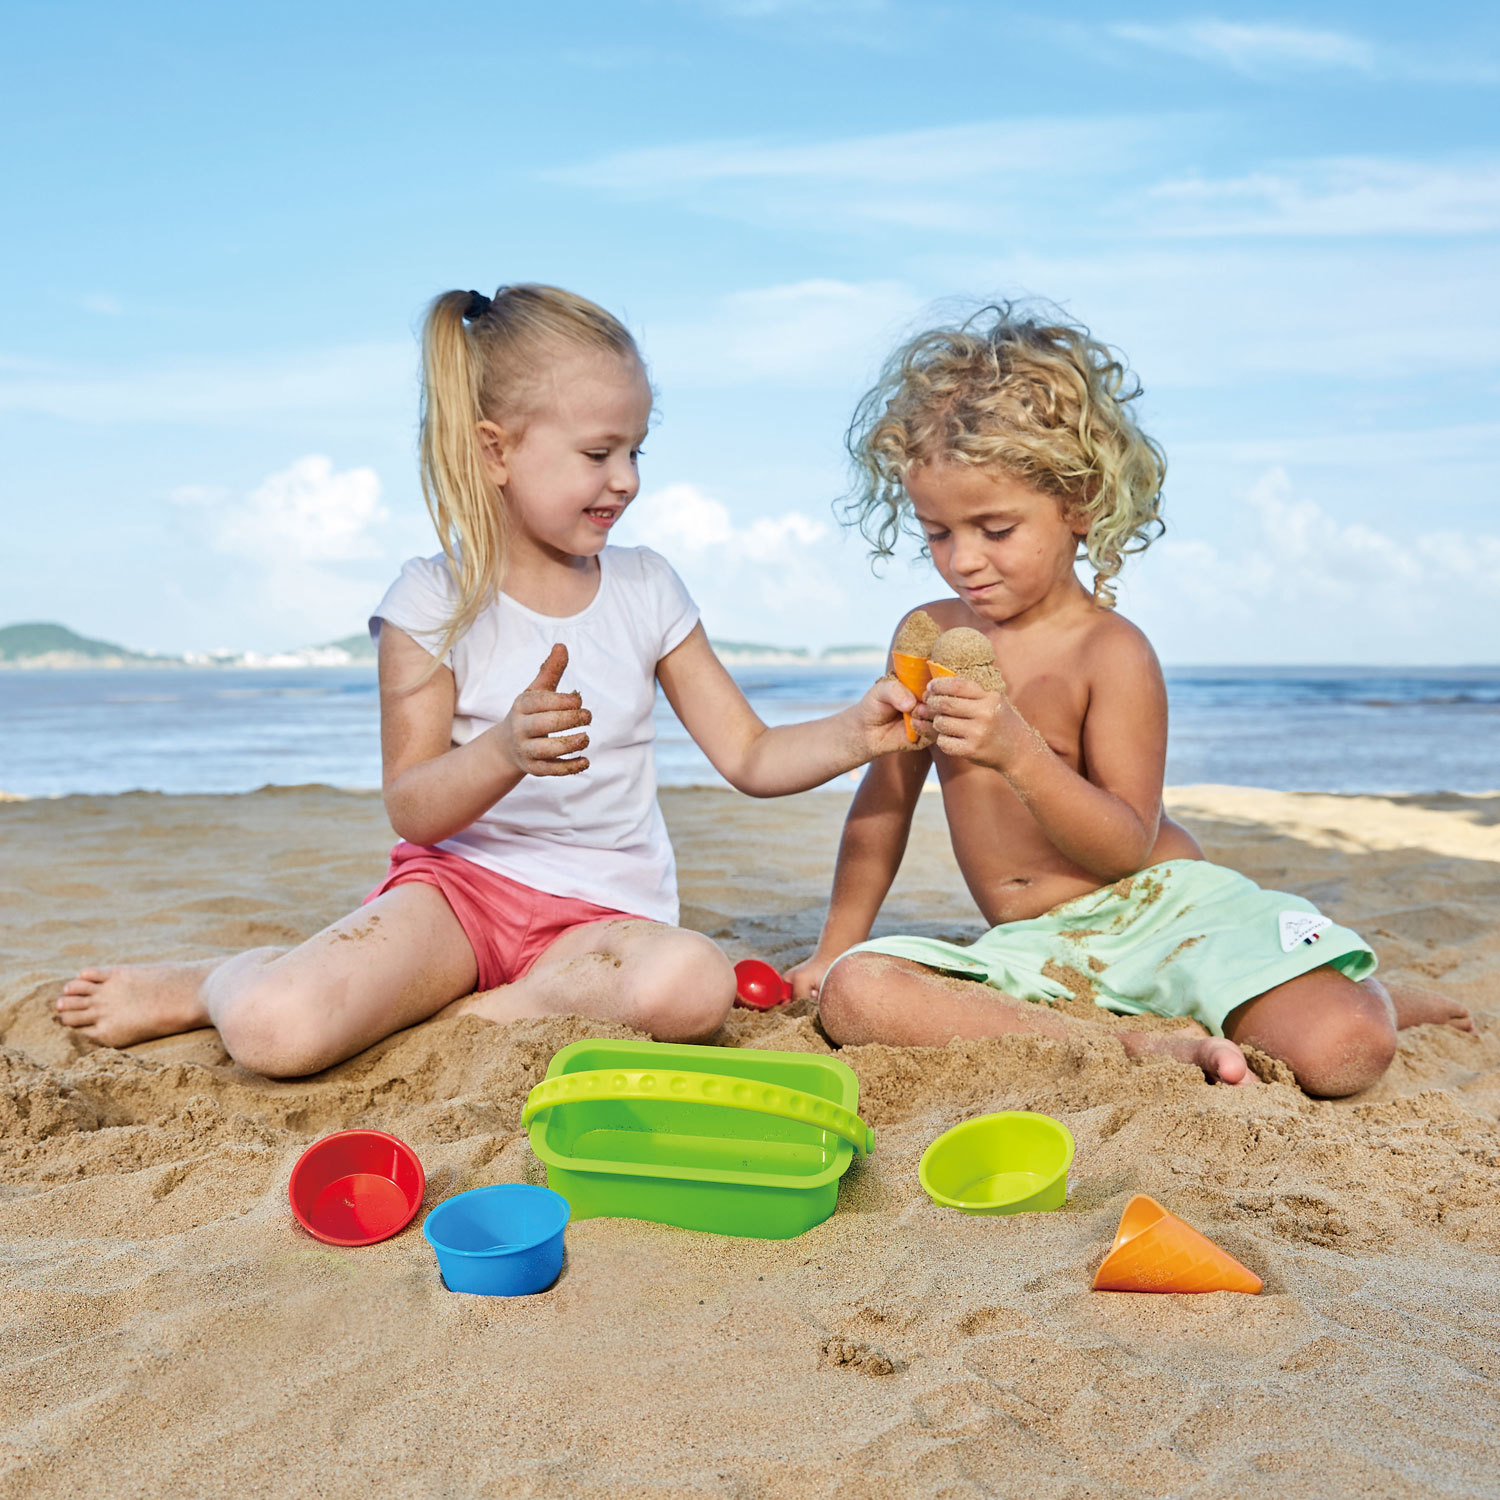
[1222,966,1403,1098]
[447,918,735,1042]
[817,952,1248,1084]
[58,883,479,1075]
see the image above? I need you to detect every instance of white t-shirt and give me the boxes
[369,545,699,924]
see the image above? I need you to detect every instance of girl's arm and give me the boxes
[916,625,1166,882]
[786,742,930,999]
[380,629,591,846]
[654,624,914,797]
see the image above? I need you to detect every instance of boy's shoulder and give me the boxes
[1073,605,1163,685]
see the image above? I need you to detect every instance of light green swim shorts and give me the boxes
[834,859,1377,1037]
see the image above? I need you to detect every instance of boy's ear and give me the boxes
[475,420,510,487]
[1063,495,1092,538]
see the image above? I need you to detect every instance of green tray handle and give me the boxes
[523,1068,875,1157]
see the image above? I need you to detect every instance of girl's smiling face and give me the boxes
[479,351,653,562]
[906,461,1091,624]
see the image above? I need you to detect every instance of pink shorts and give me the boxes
[365,841,648,992]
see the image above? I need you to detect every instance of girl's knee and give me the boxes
[624,933,734,1042]
[215,973,343,1078]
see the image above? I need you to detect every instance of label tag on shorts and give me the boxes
[1279,911,1332,952]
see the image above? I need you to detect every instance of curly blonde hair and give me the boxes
[844,303,1165,606]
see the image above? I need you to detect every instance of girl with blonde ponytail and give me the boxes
[59,282,919,1075]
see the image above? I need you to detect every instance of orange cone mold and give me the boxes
[1092,1194,1262,1295]
[890,651,933,743]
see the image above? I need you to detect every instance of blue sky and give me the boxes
[2,0,1497,662]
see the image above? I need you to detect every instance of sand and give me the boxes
[2,783,1498,1499]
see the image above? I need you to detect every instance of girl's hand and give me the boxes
[493,644,592,777]
[785,950,839,1003]
[914,676,1029,771]
[853,675,919,757]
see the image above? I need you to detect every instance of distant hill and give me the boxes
[0,622,863,669]
[322,632,376,662]
[0,622,157,667]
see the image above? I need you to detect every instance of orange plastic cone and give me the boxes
[1092,1194,1262,1294]
[890,651,933,743]
[926,661,957,678]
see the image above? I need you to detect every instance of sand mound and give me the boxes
[2,785,1498,1497]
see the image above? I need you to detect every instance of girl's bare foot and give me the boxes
[1386,982,1474,1032]
[56,961,219,1048]
[1120,1029,1250,1085]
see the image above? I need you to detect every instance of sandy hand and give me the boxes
[785,951,838,1002]
[856,675,918,756]
[499,644,592,776]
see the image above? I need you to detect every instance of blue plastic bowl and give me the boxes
[422,1184,570,1296]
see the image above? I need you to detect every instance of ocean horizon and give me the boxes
[2,662,1497,801]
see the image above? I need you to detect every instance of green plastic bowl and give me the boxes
[919,1111,1075,1216]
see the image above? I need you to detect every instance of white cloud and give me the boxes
[646,278,922,387]
[1109,18,1500,83]
[620,482,828,560]
[77,293,126,316]
[209,456,388,564]
[1121,467,1500,662]
[1111,20,1376,75]
[548,116,1165,195]
[1147,157,1500,237]
[938,242,1500,382]
[0,342,411,424]
[615,482,846,629]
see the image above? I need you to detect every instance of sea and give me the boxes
[1,664,1497,800]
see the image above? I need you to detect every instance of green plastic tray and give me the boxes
[524,1039,873,1239]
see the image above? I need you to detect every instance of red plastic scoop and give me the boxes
[733,959,792,1010]
[288,1129,426,1246]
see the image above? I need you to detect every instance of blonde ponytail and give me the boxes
[415,284,641,674]
[418,290,511,666]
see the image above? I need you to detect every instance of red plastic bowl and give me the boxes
[288,1129,426,1246]
[733,958,792,1010]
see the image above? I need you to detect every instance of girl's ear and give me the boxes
[475,420,509,487]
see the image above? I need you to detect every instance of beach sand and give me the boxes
[2,784,1497,1498]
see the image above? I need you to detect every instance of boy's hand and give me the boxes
[915,676,1029,771]
[494,644,592,776]
[853,675,919,757]
[785,951,838,1002]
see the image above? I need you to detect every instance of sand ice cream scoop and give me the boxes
[889,610,941,743]
[920,628,1004,745]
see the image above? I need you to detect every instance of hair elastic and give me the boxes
[463,290,493,322]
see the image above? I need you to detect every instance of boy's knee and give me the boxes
[1282,981,1397,1098]
[624,933,734,1042]
[817,954,884,1046]
[1300,1004,1397,1098]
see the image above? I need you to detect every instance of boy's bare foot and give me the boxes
[1120,1029,1250,1085]
[56,961,218,1048]
[1387,982,1474,1032]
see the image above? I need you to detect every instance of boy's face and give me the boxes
[906,461,1089,624]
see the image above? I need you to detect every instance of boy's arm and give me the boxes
[918,625,1166,882]
[655,624,915,797]
[788,742,930,998]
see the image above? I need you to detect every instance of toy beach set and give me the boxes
[285,606,1264,1294]
[287,1010,1261,1298]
